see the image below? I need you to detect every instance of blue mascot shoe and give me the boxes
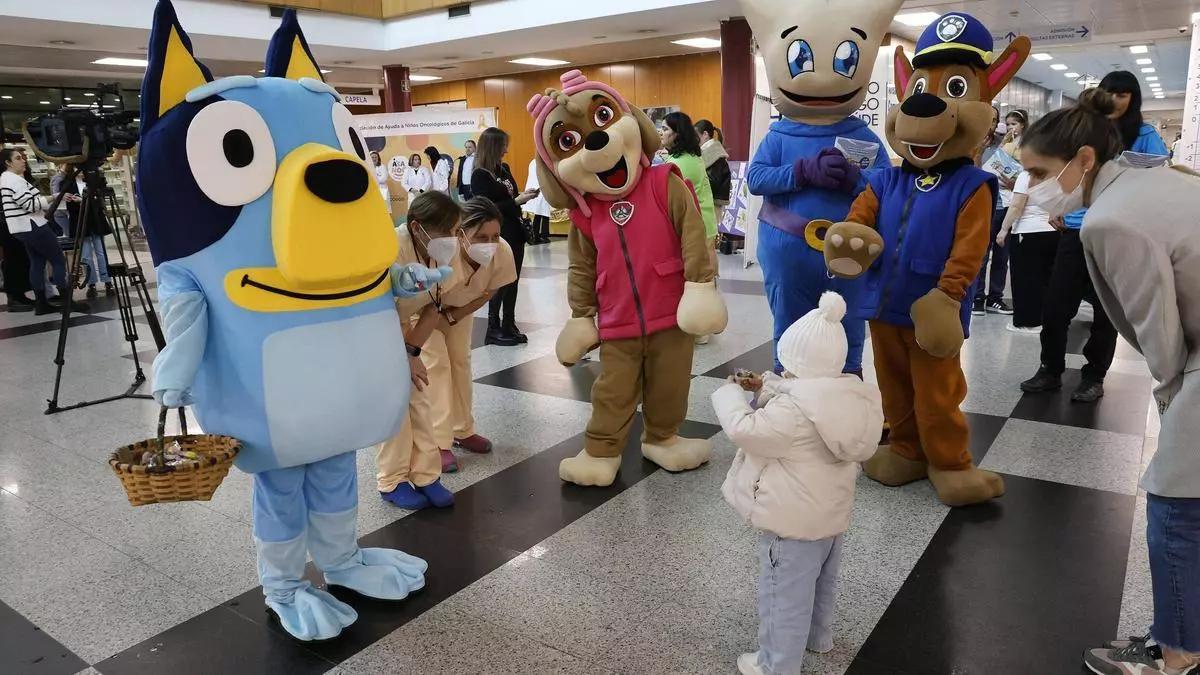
[381,483,431,510]
[418,479,455,508]
[266,585,357,642]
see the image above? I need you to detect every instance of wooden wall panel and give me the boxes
[381,0,462,18]
[406,52,722,187]
[237,0,382,18]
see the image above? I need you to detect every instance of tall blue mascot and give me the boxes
[138,1,448,641]
[740,0,903,374]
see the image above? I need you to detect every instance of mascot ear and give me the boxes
[893,46,914,99]
[630,105,661,159]
[984,36,1032,99]
[140,0,213,134]
[536,156,574,209]
[264,9,324,82]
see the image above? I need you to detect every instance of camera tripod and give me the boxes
[43,161,165,414]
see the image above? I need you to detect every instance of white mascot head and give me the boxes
[740,0,904,123]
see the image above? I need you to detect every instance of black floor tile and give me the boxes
[853,474,1135,675]
[94,604,335,675]
[1010,368,1151,437]
[965,411,1007,465]
[0,313,110,340]
[475,352,604,402]
[718,278,765,296]
[0,600,88,675]
[703,340,775,379]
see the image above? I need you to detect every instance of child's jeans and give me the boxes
[757,532,843,675]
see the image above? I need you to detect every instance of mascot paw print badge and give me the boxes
[610,201,635,227]
[937,15,968,41]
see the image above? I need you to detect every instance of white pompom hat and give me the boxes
[777,292,848,378]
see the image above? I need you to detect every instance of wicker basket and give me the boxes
[109,407,241,507]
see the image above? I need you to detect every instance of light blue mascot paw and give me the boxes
[390,263,454,298]
[266,584,358,642]
[325,548,428,600]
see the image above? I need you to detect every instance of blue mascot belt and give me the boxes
[760,202,835,252]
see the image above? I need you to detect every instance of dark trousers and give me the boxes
[13,224,66,294]
[975,208,1009,303]
[489,225,526,327]
[1039,229,1117,382]
[533,214,550,241]
[1008,230,1060,328]
[0,227,32,298]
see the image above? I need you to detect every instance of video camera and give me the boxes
[21,83,138,167]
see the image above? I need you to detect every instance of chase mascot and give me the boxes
[528,71,727,487]
[139,1,444,640]
[824,14,1031,506]
[740,0,903,375]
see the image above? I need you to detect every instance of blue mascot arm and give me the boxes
[151,264,208,408]
[390,263,454,298]
[746,132,798,196]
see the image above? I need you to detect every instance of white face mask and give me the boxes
[466,242,498,265]
[415,223,458,266]
[1025,159,1086,219]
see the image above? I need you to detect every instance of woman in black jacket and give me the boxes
[470,127,536,346]
[695,120,731,209]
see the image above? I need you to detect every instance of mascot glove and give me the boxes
[677,281,729,336]
[391,263,454,299]
[795,148,853,192]
[154,388,194,409]
[910,289,965,359]
[556,317,601,367]
[824,222,885,279]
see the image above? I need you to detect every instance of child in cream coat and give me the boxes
[712,292,883,675]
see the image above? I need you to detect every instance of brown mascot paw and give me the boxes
[910,289,964,359]
[824,222,884,279]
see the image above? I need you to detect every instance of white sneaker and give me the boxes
[737,652,765,675]
[1006,322,1041,335]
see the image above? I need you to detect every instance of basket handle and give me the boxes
[148,406,188,473]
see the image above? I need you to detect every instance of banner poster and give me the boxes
[355,107,497,223]
[742,93,778,268]
[855,45,899,160]
[719,161,750,237]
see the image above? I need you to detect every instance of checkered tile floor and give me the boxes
[0,241,1156,674]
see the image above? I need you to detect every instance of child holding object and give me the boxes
[712,292,884,675]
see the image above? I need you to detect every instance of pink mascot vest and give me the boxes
[570,163,688,341]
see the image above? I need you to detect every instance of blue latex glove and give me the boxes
[151,289,207,409]
[390,263,453,298]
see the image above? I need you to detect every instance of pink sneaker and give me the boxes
[440,449,459,473]
[454,434,493,454]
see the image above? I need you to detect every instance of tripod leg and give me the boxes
[47,172,90,413]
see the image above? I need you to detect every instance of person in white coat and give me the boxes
[402,153,433,202]
[712,292,883,675]
[524,157,552,244]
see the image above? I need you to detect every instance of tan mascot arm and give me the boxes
[668,173,727,335]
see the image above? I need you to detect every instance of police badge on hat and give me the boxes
[936,15,968,42]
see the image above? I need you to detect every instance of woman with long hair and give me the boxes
[402,152,432,201]
[695,119,732,218]
[1021,71,1168,403]
[1019,87,1200,675]
[424,145,452,193]
[470,127,537,345]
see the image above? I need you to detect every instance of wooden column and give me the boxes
[720,18,755,161]
[383,65,412,113]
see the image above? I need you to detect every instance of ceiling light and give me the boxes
[66,103,92,108]
[84,92,94,97]
[1136,58,1153,65]
[320,69,331,74]
[1155,94,1165,98]
[92,57,148,67]
[1146,76,1159,81]
[63,97,71,101]
[49,40,75,45]
[895,11,940,26]
[1142,67,1156,73]
[1128,45,1149,54]
[1065,72,1079,78]
[671,37,722,49]
[1,95,12,99]
[39,100,50,104]
[508,57,571,66]
[1050,63,1068,71]
[409,74,442,82]
[1032,53,1053,61]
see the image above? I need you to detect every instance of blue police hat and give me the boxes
[913,13,994,68]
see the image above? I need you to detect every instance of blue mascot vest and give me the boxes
[853,163,997,336]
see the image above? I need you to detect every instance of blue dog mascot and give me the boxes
[138,1,448,641]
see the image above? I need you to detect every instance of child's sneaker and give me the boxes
[736,652,765,675]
